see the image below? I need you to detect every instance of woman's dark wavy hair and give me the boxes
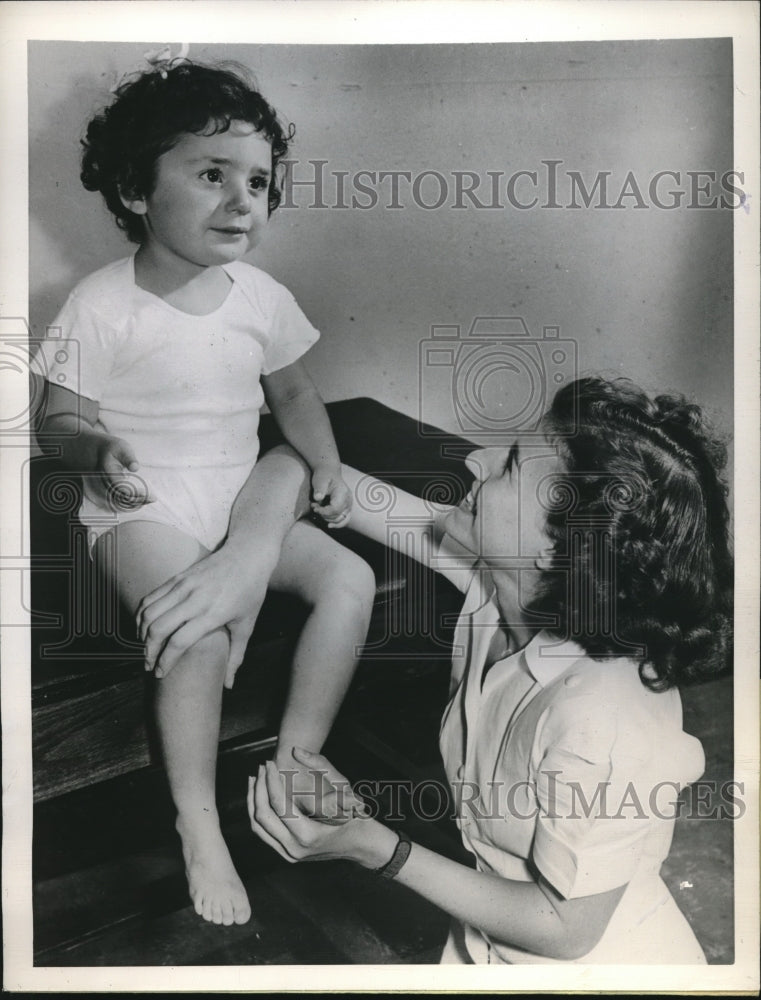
[80,59,294,243]
[529,376,733,690]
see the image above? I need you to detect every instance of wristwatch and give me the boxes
[374,829,412,880]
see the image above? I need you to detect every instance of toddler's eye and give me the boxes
[202,168,224,184]
[249,176,268,192]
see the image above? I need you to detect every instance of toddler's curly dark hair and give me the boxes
[80,59,294,243]
[529,376,733,690]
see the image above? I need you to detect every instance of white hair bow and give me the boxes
[143,41,190,78]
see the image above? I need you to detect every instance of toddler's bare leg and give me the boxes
[94,521,250,926]
[268,519,376,798]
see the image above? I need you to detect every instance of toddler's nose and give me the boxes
[226,182,250,214]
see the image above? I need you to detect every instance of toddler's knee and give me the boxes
[158,627,229,675]
[267,442,307,467]
[327,550,376,607]
[194,627,230,659]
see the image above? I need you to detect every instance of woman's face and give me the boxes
[442,435,562,572]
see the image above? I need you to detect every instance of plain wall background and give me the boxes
[28,39,733,455]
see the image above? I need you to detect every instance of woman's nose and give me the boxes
[465,446,512,481]
[465,448,495,481]
[465,450,487,481]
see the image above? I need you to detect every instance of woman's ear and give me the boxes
[118,186,148,216]
[535,546,555,571]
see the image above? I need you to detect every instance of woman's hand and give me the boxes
[137,541,278,684]
[248,748,397,867]
[272,746,368,825]
[137,444,314,683]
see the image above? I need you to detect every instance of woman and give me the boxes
[141,376,732,962]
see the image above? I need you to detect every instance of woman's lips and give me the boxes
[461,488,477,515]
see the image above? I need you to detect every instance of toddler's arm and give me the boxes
[35,379,153,509]
[262,361,351,527]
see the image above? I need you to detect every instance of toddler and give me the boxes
[35,58,375,927]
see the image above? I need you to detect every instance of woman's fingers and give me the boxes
[311,786,356,826]
[247,773,255,822]
[224,623,252,689]
[151,617,222,677]
[248,775,297,862]
[288,747,367,822]
[292,746,347,786]
[142,605,196,668]
[254,764,302,849]
[331,782,369,819]
[137,577,191,637]
[264,759,293,819]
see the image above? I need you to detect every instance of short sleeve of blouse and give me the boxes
[35,290,118,404]
[260,284,320,376]
[532,693,670,900]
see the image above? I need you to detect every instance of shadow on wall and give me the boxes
[29,55,134,342]
[28,39,734,455]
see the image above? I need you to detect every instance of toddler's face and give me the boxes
[124,121,273,270]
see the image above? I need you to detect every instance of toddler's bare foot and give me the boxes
[176,810,251,925]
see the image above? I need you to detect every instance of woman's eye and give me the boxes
[503,444,518,475]
[203,168,224,184]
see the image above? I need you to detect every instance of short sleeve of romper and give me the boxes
[35,261,126,405]
[246,270,321,376]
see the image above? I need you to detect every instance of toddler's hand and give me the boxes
[88,435,154,511]
[310,468,352,529]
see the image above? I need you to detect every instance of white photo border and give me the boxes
[2,0,759,993]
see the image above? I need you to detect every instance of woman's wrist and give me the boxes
[219,517,283,566]
[349,818,402,871]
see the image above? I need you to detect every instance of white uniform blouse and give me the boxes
[437,562,707,964]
